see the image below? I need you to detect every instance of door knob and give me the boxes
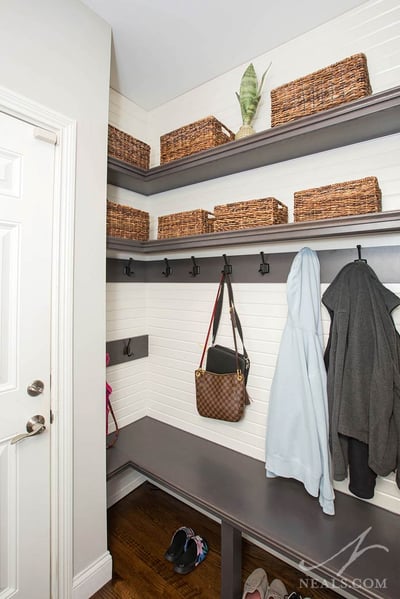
[27,380,44,396]
[10,415,46,445]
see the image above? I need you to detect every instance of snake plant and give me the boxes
[236,62,272,126]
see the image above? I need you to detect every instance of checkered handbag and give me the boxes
[195,273,247,422]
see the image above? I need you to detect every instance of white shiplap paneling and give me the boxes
[106,0,400,514]
[149,0,400,166]
[106,283,148,428]
[145,281,400,514]
[108,88,150,144]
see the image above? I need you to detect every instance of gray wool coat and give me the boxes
[322,261,400,490]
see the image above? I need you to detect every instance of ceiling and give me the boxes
[81,0,369,111]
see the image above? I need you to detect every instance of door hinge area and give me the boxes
[50,410,54,424]
[34,126,57,145]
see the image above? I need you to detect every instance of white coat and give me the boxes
[265,247,335,515]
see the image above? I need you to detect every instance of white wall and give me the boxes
[109,88,150,145]
[0,0,112,587]
[107,0,400,516]
[148,0,400,166]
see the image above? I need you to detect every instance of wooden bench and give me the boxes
[106,417,399,599]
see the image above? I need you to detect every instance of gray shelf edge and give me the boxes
[107,85,400,196]
[106,210,400,254]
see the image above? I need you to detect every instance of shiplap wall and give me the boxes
[106,0,400,514]
[148,0,400,166]
[106,283,148,428]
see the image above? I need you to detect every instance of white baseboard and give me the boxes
[107,466,146,507]
[72,551,112,599]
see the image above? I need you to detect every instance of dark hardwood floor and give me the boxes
[91,482,341,599]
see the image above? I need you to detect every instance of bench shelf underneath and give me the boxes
[107,417,398,599]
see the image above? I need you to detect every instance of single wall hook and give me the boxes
[222,254,232,275]
[124,258,135,277]
[162,258,172,277]
[124,338,134,358]
[189,256,200,277]
[354,244,367,263]
[258,251,270,275]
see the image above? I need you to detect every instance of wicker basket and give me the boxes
[158,209,215,239]
[214,198,288,232]
[294,176,381,222]
[160,116,235,164]
[107,200,149,241]
[271,53,371,127]
[108,125,151,170]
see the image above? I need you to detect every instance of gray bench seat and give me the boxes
[106,417,399,599]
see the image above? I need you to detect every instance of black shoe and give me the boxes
[164,526,195,563]
[173,535,209,574]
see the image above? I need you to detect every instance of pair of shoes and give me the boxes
[242,570,288,599]
[164,526,208,575]
[267,579,288,599]
[242,568,268,599]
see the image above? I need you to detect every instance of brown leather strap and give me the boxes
[199,272,241,375]
[199,273,224,368]
[212,273,248,363]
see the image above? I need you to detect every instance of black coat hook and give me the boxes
[162,258,172,277]
[189,256,200,277]
[124,257,135,277]
[354,244,367,263]
[124,338,134,358]
[222,254,232,275]
[258,252,270,275]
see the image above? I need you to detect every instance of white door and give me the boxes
[0,111,55,599]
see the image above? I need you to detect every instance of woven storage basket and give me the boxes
[214,198,288,232]
[271,53,371,127]
[160,116,235,164]
[107,200,149,241]
[158,209,215,239]
[108,125,150,170]
[294,176,381,222]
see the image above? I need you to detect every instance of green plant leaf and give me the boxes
[236,62,271,125]
[257,62,272,97]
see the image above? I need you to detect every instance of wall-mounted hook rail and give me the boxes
[106,335,149,366]
[124,338,134,357]
[354,244,367,263]
[222,254,232,275]
[258,252,270,275]
[162,258,172,277]
[189,256,200,277]
[124,258,135,277]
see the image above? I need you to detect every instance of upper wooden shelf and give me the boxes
[107,210,400,254]
[107,86,400,196]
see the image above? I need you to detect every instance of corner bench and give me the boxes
[106,417,399,599]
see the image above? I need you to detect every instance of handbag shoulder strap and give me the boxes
[212,273,248,360]
[199,273,224,369]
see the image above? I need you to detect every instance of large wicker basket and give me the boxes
[108,125,151,170]
[294,176,381,222]
[160,116,235,164]
[107,200,149,241]
[271,53,371,127]
[214,198,288,232]
[158,209,215,239]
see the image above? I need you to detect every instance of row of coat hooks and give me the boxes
[123,253,271,278]
[122,246,366,278]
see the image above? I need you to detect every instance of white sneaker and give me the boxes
[266,578,288,599]
[242,568,269,599]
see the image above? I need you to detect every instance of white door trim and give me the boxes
[0,86,76,598]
